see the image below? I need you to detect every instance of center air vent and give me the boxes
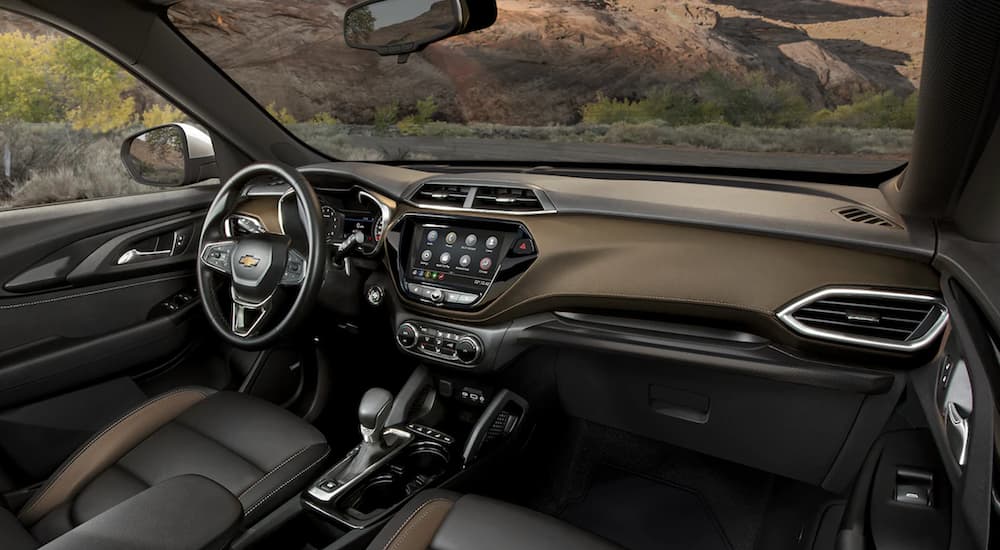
[411,182,554,213]
[835,206,898,228]
[471,186,543,212]
[778,288,948,351]
[413,183,471,207]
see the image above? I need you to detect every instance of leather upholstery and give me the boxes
[367,491,621,550]
[41,475,241,550]
[17,389,328,545]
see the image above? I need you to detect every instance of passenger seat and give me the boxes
[367,490,620,550]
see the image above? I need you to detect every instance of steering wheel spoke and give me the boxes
[230,290,274,338]
[201,240,237,275]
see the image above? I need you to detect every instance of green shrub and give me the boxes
[310,112,340,124]
[811,91,917,129]
[373,101,399,133]
[266,102,297,125]
[580,71,809,128]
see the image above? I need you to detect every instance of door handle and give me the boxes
[116,227,193,265]
[116,248,172,265]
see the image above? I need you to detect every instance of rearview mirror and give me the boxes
[120,123,217,187]
[344,0,496,56]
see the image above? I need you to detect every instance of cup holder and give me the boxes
[350,473,407,516]
[345,440,453,518]
[405,441,449,479]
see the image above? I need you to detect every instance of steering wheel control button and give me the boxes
[396,323,418,349]
[464,234,478,247]
[485,236,499,249]
[459,254,472,267]
[439,252,451,264]
[478,257,493,270]
[279,250,307,285]
[512,238,535,255]
[201,241,236,273]
[427,230,439,242]
[420,250,432,262]
[445,231,458,244]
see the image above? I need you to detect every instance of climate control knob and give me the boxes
[455,336,482,364]
[396,322,418,349]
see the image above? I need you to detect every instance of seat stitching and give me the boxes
[244,447,330,516]
[19,388,210,519]
[383,498,452,550]
[238,445,313,498]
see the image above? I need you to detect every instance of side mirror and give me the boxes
[344,0,496,56]
[121,123,217,187]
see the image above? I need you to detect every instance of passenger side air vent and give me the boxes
[834,206,898,228]
[411,182,554,213]
[413,183,471,208]
[778,288,948,351]
[471,186,543,212]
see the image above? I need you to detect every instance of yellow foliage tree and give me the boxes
[0,30,140,132]
[142,104,185,128]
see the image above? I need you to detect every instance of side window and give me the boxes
[0,10,192,209]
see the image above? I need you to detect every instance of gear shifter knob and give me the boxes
[358,388,393,446]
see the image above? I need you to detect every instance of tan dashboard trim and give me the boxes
[234,196,283,234]
[389,207,940,326]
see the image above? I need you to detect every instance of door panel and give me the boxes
[0,187,216,408]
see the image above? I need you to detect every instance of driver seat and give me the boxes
[4,387,329,546]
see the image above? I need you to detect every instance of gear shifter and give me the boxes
[358,387,393,448]
[337,388,395,481]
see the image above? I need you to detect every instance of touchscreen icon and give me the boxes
[485,236,499,249]
[445,232,458,244]
[459,255,471,267]
[420,250,432,262]
[479,257,493,270]
[427,230,439,242]
[440,252,451,264]
[465,234,478,246]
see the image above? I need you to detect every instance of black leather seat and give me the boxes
[366,490,622,550]
[1,387,329,548]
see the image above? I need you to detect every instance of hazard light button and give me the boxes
[511,238,535,256]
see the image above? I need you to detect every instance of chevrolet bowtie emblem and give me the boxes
[238,254,260,268]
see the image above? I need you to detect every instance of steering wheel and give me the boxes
[196,162,326,349]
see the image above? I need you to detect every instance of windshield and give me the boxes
[169,0,925,174]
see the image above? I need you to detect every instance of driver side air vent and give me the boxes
[834,206,898,228]
[413,183,471,207]
[778,288,948,351]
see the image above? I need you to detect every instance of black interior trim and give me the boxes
[518,318,894,394]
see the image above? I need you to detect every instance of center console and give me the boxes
[301,381,528,533]
[386,214,538,311]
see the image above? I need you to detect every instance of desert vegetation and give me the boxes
[1,8,919,209]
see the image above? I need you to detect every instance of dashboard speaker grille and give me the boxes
[778,288,948,351]
[834,206,898,228]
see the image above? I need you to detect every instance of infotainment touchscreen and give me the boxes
[405,223,506,294]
